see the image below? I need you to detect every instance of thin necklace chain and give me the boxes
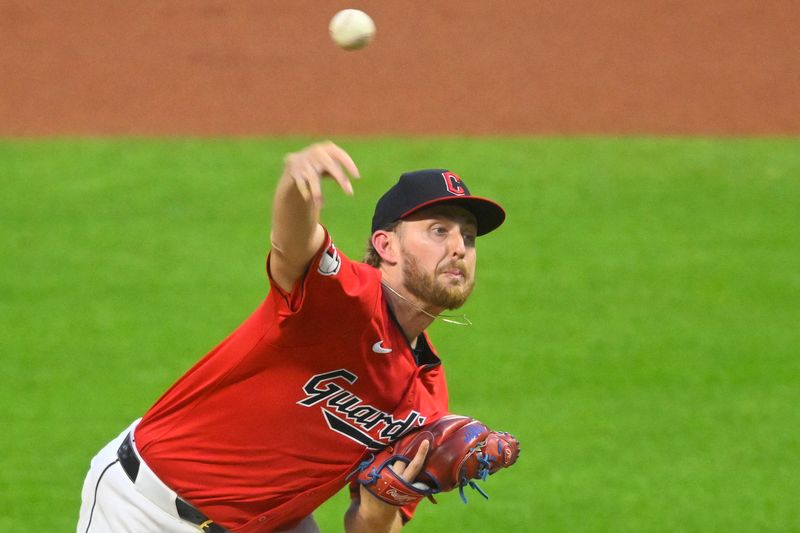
[380,281,473,327]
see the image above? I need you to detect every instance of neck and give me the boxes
[380,280,439,344]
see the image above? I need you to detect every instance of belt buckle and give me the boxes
[198,520,214,531]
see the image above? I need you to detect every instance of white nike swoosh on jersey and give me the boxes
[372,341,392,354]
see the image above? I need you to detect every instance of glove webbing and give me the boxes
[457,442,496,503]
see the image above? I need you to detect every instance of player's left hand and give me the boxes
[356,415,520,506]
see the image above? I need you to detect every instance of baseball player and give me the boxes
[76,141,506,533]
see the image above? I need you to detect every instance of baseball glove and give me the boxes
[355,415,520,506]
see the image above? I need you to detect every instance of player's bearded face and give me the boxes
[401,247,475,310]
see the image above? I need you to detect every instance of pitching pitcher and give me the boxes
[77,142,517,533]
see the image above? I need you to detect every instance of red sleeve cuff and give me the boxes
[265,227,331,312]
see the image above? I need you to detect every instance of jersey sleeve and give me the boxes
[265,227,381,337]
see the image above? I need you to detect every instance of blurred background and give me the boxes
[2,0,799,135]
[1,1,798,531]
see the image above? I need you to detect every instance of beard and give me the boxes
[401,251,475,310]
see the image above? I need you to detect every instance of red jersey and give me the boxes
[134,230,449,532]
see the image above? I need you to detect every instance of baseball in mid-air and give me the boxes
[329,9,376,51]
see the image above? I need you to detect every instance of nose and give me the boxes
[448,231,466,258]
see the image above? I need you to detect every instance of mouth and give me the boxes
[439,268,466,281]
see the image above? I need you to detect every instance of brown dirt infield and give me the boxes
[1,0,798,136]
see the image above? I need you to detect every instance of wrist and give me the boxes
[346,490,402,533]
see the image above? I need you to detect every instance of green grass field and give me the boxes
[1,138,798,531]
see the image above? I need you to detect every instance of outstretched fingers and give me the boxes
[313,145,355,196]
[325,142,360,180]
[284,141,360,207]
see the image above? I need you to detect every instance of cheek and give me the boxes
[407,241,446,264]
[466,253,477,275]
[466,249,477,265]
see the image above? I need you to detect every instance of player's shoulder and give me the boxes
[315,238,376,277]
[311,235,381,300]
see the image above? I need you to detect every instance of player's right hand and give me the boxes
[282,141,360,207]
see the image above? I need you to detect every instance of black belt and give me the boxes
[117,432,229,533]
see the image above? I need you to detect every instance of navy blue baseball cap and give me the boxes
[371,169,506,236]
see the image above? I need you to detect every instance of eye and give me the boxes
[463,233,477,247]
[431,225,448,237]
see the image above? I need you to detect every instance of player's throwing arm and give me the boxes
[270,141,360,293]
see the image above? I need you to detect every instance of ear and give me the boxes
[372,230,400,265]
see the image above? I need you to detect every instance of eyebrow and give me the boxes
[435,216,477,233]
[408,206,478,230]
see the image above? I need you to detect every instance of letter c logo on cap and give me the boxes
[442,171,466,196]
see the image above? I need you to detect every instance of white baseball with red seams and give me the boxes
[329,9,376,50]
